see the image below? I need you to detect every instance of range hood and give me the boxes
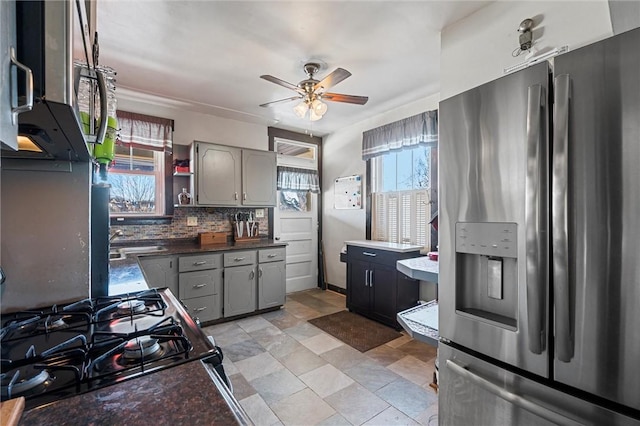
[1,0,106,162]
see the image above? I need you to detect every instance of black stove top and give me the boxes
[0,288,218,410]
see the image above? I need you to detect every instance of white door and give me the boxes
[273,192,318,293]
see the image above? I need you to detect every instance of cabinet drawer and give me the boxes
[223,250,256,267]
[182,294,222,322]
[259,247,286,263]
[179,253,222,272]
[346,246,420,267]
[179,269,221,299]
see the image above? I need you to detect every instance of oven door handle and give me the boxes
[446,360,581,426]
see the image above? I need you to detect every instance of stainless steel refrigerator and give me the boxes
[438,28,640,425]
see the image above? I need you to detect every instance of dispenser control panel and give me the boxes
[455,222,517,258]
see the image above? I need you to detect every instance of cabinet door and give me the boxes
[258,261,285,309]
[348,259,370,313]
[139,256,179,296]
[1,0,18,150]
[370,263,397,326]
[195,142,241,206]
[224,265,257,317]
[242,149,276,206]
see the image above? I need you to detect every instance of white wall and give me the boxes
[440,1,613,99]
[118,98,268,149]
[322,95,440,290]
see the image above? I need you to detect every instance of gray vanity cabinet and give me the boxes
[223,250,257,317]
[138,255,179,296]
[258,248,286,309]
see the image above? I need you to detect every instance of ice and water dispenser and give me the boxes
[455,222,518,329]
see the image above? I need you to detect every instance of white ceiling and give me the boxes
[97,1,490,136]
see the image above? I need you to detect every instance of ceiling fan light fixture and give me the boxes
[293,101,308,118]
[309,108,323,121]
[311,99,328,116]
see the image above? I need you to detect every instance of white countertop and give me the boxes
[396,256,439,283]
[344,240,423,253]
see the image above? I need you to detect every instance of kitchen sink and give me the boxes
[109,245,168,261]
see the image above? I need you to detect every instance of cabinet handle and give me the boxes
[193,261,207,266]
[249,270,255,280]
[362,251,377,257]
[267,254,277,258]
[193,283,208,289]
[365,269,369,287]
[193,307,207,312]
[234,257,245,261]
[369,270,374,287]
[234,192,238,200]
[243,192,247,201]
[259,268,263,277]
[10,47,34,121]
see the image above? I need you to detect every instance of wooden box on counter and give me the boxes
[198,232,228,246]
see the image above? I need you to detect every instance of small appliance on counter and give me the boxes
[0,288,230,411]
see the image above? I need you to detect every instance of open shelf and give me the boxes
[173,172,193,177]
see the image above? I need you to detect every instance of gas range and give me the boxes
[0,288,222,410]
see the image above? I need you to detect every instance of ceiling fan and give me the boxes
[259,62,368,121]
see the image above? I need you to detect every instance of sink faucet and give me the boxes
[109,229,124,242]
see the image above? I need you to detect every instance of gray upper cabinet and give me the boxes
[242,149,277,206]
[194,141,276,207]
[1,0,18,150]
[195,142,242,206]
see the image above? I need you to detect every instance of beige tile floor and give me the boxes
[202,288,439,426]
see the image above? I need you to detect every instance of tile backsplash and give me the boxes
[113,207,269,241]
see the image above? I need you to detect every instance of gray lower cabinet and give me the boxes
[258,247,286,309]
[179,253,223,323]
[223,250,257,317]
[138,255,179,296]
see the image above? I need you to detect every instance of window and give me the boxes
[371,145,432,248]
[107,145,166,215]
[107,111,173,220]
[363,110,438,250]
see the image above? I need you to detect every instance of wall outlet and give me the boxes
[255,209,264,218]
[187,216,198,226]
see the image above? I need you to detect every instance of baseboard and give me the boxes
[327,283,346,295]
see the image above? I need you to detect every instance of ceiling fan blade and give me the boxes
[313,68,351,92]
[322,92,369,105]
[260,75,301,92]
[259,96,301,108]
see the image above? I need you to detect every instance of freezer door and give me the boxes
[439,61,550,377]
[439,343,639,426]
[552,27,640,410]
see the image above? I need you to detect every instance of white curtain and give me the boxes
[277,166,320,193]
[362,110,438,161]
[117,110,173,153]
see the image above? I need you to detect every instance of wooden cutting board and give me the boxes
[0,397,25,426]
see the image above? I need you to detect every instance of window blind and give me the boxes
[372,189,430,249]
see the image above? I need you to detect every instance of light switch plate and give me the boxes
[187,216,198,226]
[255,209,264,218]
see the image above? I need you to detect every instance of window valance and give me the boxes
[362,110,438,161]
[277,166,320,193]
[117,110,174,153]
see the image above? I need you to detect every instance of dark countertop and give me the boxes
[19,361,250,426]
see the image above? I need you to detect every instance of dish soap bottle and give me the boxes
[178,188,191,205]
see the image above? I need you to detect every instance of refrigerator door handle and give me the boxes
[525,83,546,355]
[552,73,573,362]
[446,360,582,426]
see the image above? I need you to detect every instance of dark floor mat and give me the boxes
[308,310,402,352]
